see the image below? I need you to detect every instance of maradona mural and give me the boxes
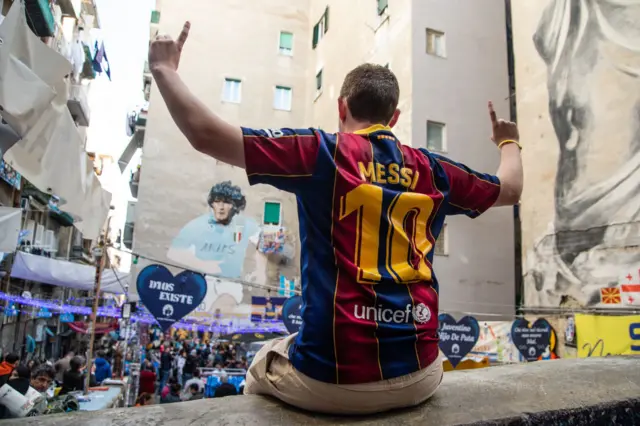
[513,0,640,308]
[167,181,260,278]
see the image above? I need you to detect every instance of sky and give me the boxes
[86,0,155,270]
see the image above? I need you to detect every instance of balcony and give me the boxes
[129,166,140,199]
[123,222,134,249]
[81,0,100,29]
[67,83,91,127]
[25,0,56,37]
[118,128,145,172]
[57,0,82,19]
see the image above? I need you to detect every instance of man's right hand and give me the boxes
[488,101,520,146]
[149,21,191,74]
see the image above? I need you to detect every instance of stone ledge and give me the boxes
[7,357,640,425]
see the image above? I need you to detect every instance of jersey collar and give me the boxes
[353,124,392,135]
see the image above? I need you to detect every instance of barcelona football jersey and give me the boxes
[243,125,500,384]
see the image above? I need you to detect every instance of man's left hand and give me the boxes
[149,21,191,74]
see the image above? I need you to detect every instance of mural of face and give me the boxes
[211,199,234,224]
[524,0,640,307]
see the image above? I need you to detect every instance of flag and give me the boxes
[234,226,243,243]
[600,287,621,304]
[621,284,640,306]
[93,41,112,81]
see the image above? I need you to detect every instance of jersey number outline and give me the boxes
[339,184,434,284]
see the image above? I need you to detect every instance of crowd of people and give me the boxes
[136,340,249,405]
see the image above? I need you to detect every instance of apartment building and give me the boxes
[133,0,515,321]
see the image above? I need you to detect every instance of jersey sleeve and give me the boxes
[430,152,501,218]
[242,127,322,193]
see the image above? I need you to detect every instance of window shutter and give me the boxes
[324,7,329,33]
[280,32,293,50]
[264,202,281,225]
[377,0,388,15]
[312,24,319,48]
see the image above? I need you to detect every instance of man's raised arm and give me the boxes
[148,22,245,168]
[489,101,523,206]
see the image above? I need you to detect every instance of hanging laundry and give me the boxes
[81,44,95,79]
[71,40,85,82]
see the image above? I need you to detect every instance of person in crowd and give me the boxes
[175,350,186,385]
[161,376,176,400]
[183,350,197,383]
[0,353,19,386]
[159,348,173,392]
[182,382,203,401]
[161,383,182,404]
[6,364,31,394]
[30,364,56,393]
[138,363,157,396]
[135,392,154,407]
[54,351,74,384]
[149,22,521,415]
[182,369,204,398]
[93,351,112,384]
[214,374,237,398]
[60,356,86,395]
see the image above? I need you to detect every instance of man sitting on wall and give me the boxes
[148,22,523,414]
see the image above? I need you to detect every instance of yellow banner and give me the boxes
[575,314,640,358]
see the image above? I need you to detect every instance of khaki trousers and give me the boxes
[244,333,443,415]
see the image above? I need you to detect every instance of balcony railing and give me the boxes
[67,83,91,127]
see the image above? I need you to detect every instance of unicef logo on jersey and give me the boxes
[354,303,432,324]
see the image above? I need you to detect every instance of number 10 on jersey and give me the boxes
[339,183,435,284]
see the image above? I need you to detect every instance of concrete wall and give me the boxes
[411,0,515,318]
[133,0,310,320]
[513,0,640,308]
[15,357,640,425]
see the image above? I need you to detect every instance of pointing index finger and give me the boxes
[488,101,498,126]
[177,21,191,51]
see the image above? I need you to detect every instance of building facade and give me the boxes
[512,0,640,310]
[133,0,516,322]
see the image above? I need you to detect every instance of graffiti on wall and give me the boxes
[523,0,640,308]
[167,181,260,278]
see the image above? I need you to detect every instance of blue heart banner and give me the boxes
[511,318,552,362]
[136,265,207,332]
[282,295,303,334]
[438,313,480,368]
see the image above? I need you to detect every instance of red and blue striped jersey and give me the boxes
[243,124,501,384]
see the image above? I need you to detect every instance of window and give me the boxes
[427,121,446,152]
[316,69,323,93]
[274,86,292,111]
[434,224,448,256]
[279,31,293,55]
[312,7,330,49]
[426,28,446,57]
[263,202,282,225]
[377,0,388,15]
[222,78,242,103]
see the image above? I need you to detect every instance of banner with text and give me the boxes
[575,314,640,358]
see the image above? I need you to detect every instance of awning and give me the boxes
[10,251,129,294]
[68,321,118,335]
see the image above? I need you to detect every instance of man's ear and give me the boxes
[338,97,348,123]
[388,109,401,128]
